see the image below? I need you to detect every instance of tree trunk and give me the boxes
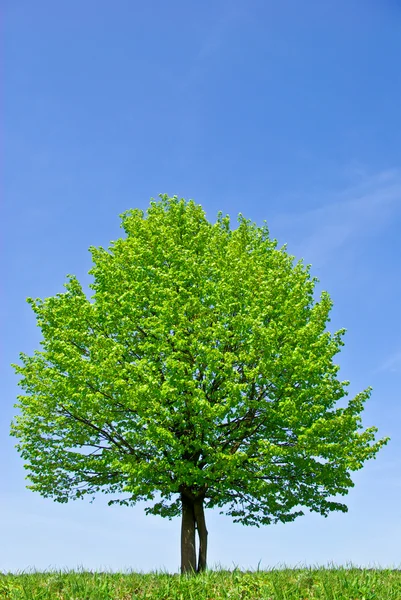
[194,497,208,573]
[180,493,196,574]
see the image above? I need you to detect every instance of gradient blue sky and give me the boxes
[2,0,401,574]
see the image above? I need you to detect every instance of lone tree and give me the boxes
[11,195,389,574]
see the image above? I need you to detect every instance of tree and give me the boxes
[11,194,389,575]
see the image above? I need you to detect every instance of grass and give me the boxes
[1,564,400,599]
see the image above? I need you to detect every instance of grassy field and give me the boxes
[1,565,400,600]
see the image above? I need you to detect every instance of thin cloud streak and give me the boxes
[375,351,401,374]
[269,170,401,268]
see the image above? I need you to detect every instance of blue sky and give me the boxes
[2,0,401,574]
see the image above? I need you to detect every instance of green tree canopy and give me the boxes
[11,194,389,574]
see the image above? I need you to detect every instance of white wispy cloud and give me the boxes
[269,169,401,268]
[375,351,401,374]
[195,4,247,60]
[174,4,249,92]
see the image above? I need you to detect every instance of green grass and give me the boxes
[1,564,400,599]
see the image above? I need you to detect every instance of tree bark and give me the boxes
[180,493,196,574]
[194,497,208,573]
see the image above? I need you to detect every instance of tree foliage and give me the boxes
[11,195,389,571]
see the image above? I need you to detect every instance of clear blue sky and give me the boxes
[2,0,401,574]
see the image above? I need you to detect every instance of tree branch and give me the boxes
[59,404,130,454]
